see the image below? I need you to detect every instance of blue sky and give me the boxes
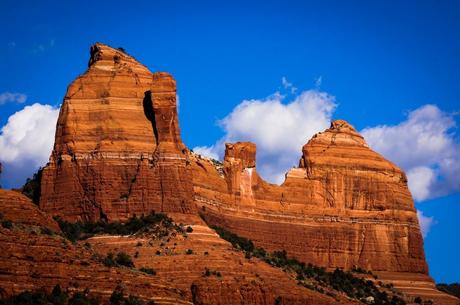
[0,0,459,283]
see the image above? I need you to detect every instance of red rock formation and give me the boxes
[0,190,190,304]
[40,43,194,221]
[0,189,357,305]
[85,214,358,305]
[195,120,427,273]
[0,190,60,232]
[33,43,458,304]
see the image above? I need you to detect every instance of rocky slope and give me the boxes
[8,43,455,304]
[0,190,189,304]
[0,189,359,304]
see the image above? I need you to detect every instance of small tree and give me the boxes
[115,252,134,268]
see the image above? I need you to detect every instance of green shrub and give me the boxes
[55,212,181,242]
[40,227,54,235]
[186,226,193,233]
[115,252,134,268]
[185,249,193,255]
[139,267,156,275]
[208,224,406,305]
[203,267,221,277]
[0,285,159,305]
[1,220,12,229]
[436,283,460,298]
[210,225,254,253]
[21,167,43,205]
[103,252,117,267]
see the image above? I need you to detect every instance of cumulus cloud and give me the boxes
[193,145,219,160]
[0,103,59,188]
[407,167,436,202]
[194,77,459,203]
[0,92,27,105]
[361,105,459,202]
[417,210,435,238]
[193,89,336,184]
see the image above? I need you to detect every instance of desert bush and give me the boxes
[55,212,182,242]
[209,224,406,305]
[139,267,156,275]
[21,167,43,205]
[1,220,12,229]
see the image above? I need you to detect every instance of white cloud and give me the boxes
[193,89,336,184]
[0,92,27,105]
[407,167,436,202]
[417,210,435,238]
[281,77,297,94]
[194,78,459,202]
[361,104,459,202]
[0,103,59,188]
[193,146,219,160]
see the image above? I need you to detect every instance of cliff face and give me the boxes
[0,190,190,304]
[33,43,458,304]
[196,120,426,273]
[40,43,194,221]
[0,190,357,305]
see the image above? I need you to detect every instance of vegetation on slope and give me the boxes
[55,212,185,242]
[210,224,407,305]
[0,284,157,305]
[436,283,460,299]
[21,167,43,205]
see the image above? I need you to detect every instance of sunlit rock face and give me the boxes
[194,121,427,274]
[40,43,195,221]
[36,43,453,303]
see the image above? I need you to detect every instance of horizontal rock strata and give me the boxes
[28,43,457,304]
[40,43,194,221]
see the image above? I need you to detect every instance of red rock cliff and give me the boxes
[195,121,427,274]
[40,43,194,221]
[35,43,454,303]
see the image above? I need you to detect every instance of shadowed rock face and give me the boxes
[40,43,194,221]
[34,43,458,304]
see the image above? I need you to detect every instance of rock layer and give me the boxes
[40,43,194,221]
[0,190,357,305]
[34,43,458,304]
[194,121,427,273]
[0,191,190,304]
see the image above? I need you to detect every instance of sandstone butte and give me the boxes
[0,43,458,305]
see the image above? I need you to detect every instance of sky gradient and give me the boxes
[0,0,459,283]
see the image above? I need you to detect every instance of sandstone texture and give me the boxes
[194,121,426,273]
[19,43,457,304]
[0,190,190,304]
[0,190,357,304]
[40,43,194,221]
[86,213,359,305]
[0,189,60,232]
[192,122,459,304]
